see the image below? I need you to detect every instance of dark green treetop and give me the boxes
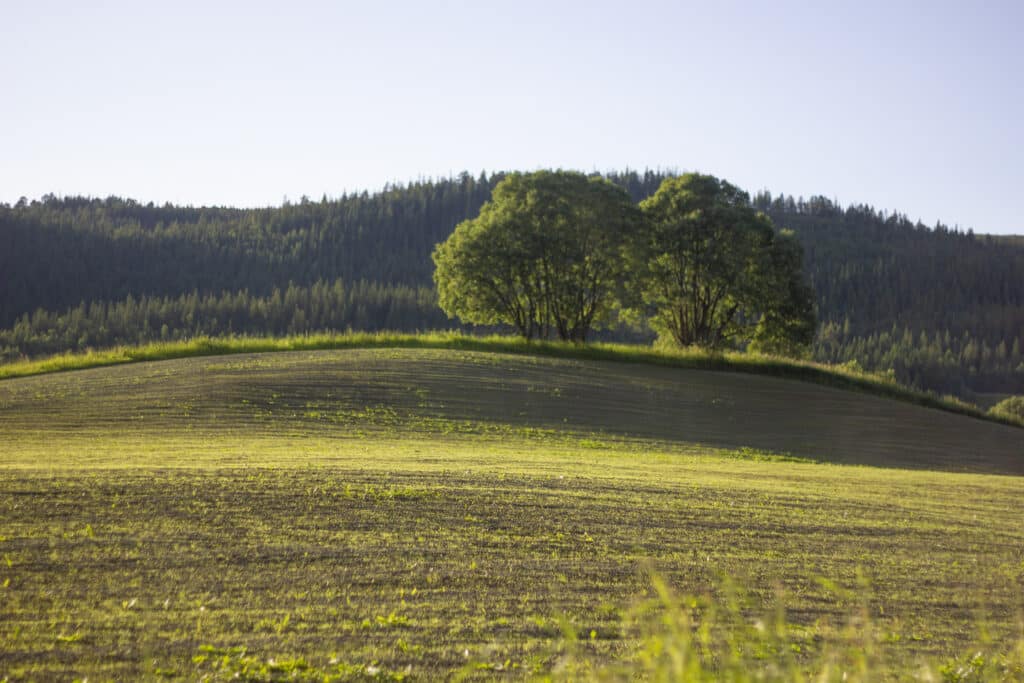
[749,229,817,357]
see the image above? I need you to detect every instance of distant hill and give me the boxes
[2,171,1022,400]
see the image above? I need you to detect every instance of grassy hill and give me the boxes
[1,346,1021,474]
[2,347,1023,680]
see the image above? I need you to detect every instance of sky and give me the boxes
[2,0,1022,234]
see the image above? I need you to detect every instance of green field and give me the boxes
[2,347,1023,680]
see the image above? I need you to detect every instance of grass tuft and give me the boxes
[549,573,1024,682]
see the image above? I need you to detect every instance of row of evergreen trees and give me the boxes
[815,320,1024,396]
[2,170,1022,401]
[0,173,499,327]
[0,280,447,361]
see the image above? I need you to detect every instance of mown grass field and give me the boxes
[1,347,1023,680]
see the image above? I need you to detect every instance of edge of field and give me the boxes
[1,330,1020,429]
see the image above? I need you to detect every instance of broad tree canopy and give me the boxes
[433,170,640,342]
[635,173,815,352]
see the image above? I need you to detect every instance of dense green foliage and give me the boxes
[635,174,815,352]
[2,170,1022,399]
[434,171,641,341]
[989,395,1024,422]
[750,230,818,356]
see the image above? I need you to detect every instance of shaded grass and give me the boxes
[2,348,1021,474]
[1,331,1019,428]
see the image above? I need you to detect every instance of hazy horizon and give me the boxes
[3,1,1021,234]
[3,167,1012,237]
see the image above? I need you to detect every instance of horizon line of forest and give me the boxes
[1,169,1022,403]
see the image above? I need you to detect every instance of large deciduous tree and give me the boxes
[634,173,815,353]
[432,170,640,342]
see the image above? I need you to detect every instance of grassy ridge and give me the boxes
[2,348,1020,474]
[1,331,1019,428]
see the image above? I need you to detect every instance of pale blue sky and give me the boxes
[2,1,1021,233]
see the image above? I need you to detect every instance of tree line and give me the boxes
[0,174,498,328]
[2,169,1022,401]
[434,171,815,355]
[814,320,1024,395]
[0,280,445,361]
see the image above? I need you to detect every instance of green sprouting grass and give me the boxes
[0,331,1019,427]
[2,437,1023,681]
[1,348,1023,680]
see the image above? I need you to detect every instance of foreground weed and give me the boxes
[546,573,1024,682]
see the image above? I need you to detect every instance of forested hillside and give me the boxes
[752,193,1024,397]
[0,174,496,324]
[2,171,1022,401]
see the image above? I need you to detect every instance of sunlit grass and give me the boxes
[549,572,1024,682]
[2,436,1023,680]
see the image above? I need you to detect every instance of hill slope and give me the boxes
[4,348,1024,679]
[2,348,1020,474]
